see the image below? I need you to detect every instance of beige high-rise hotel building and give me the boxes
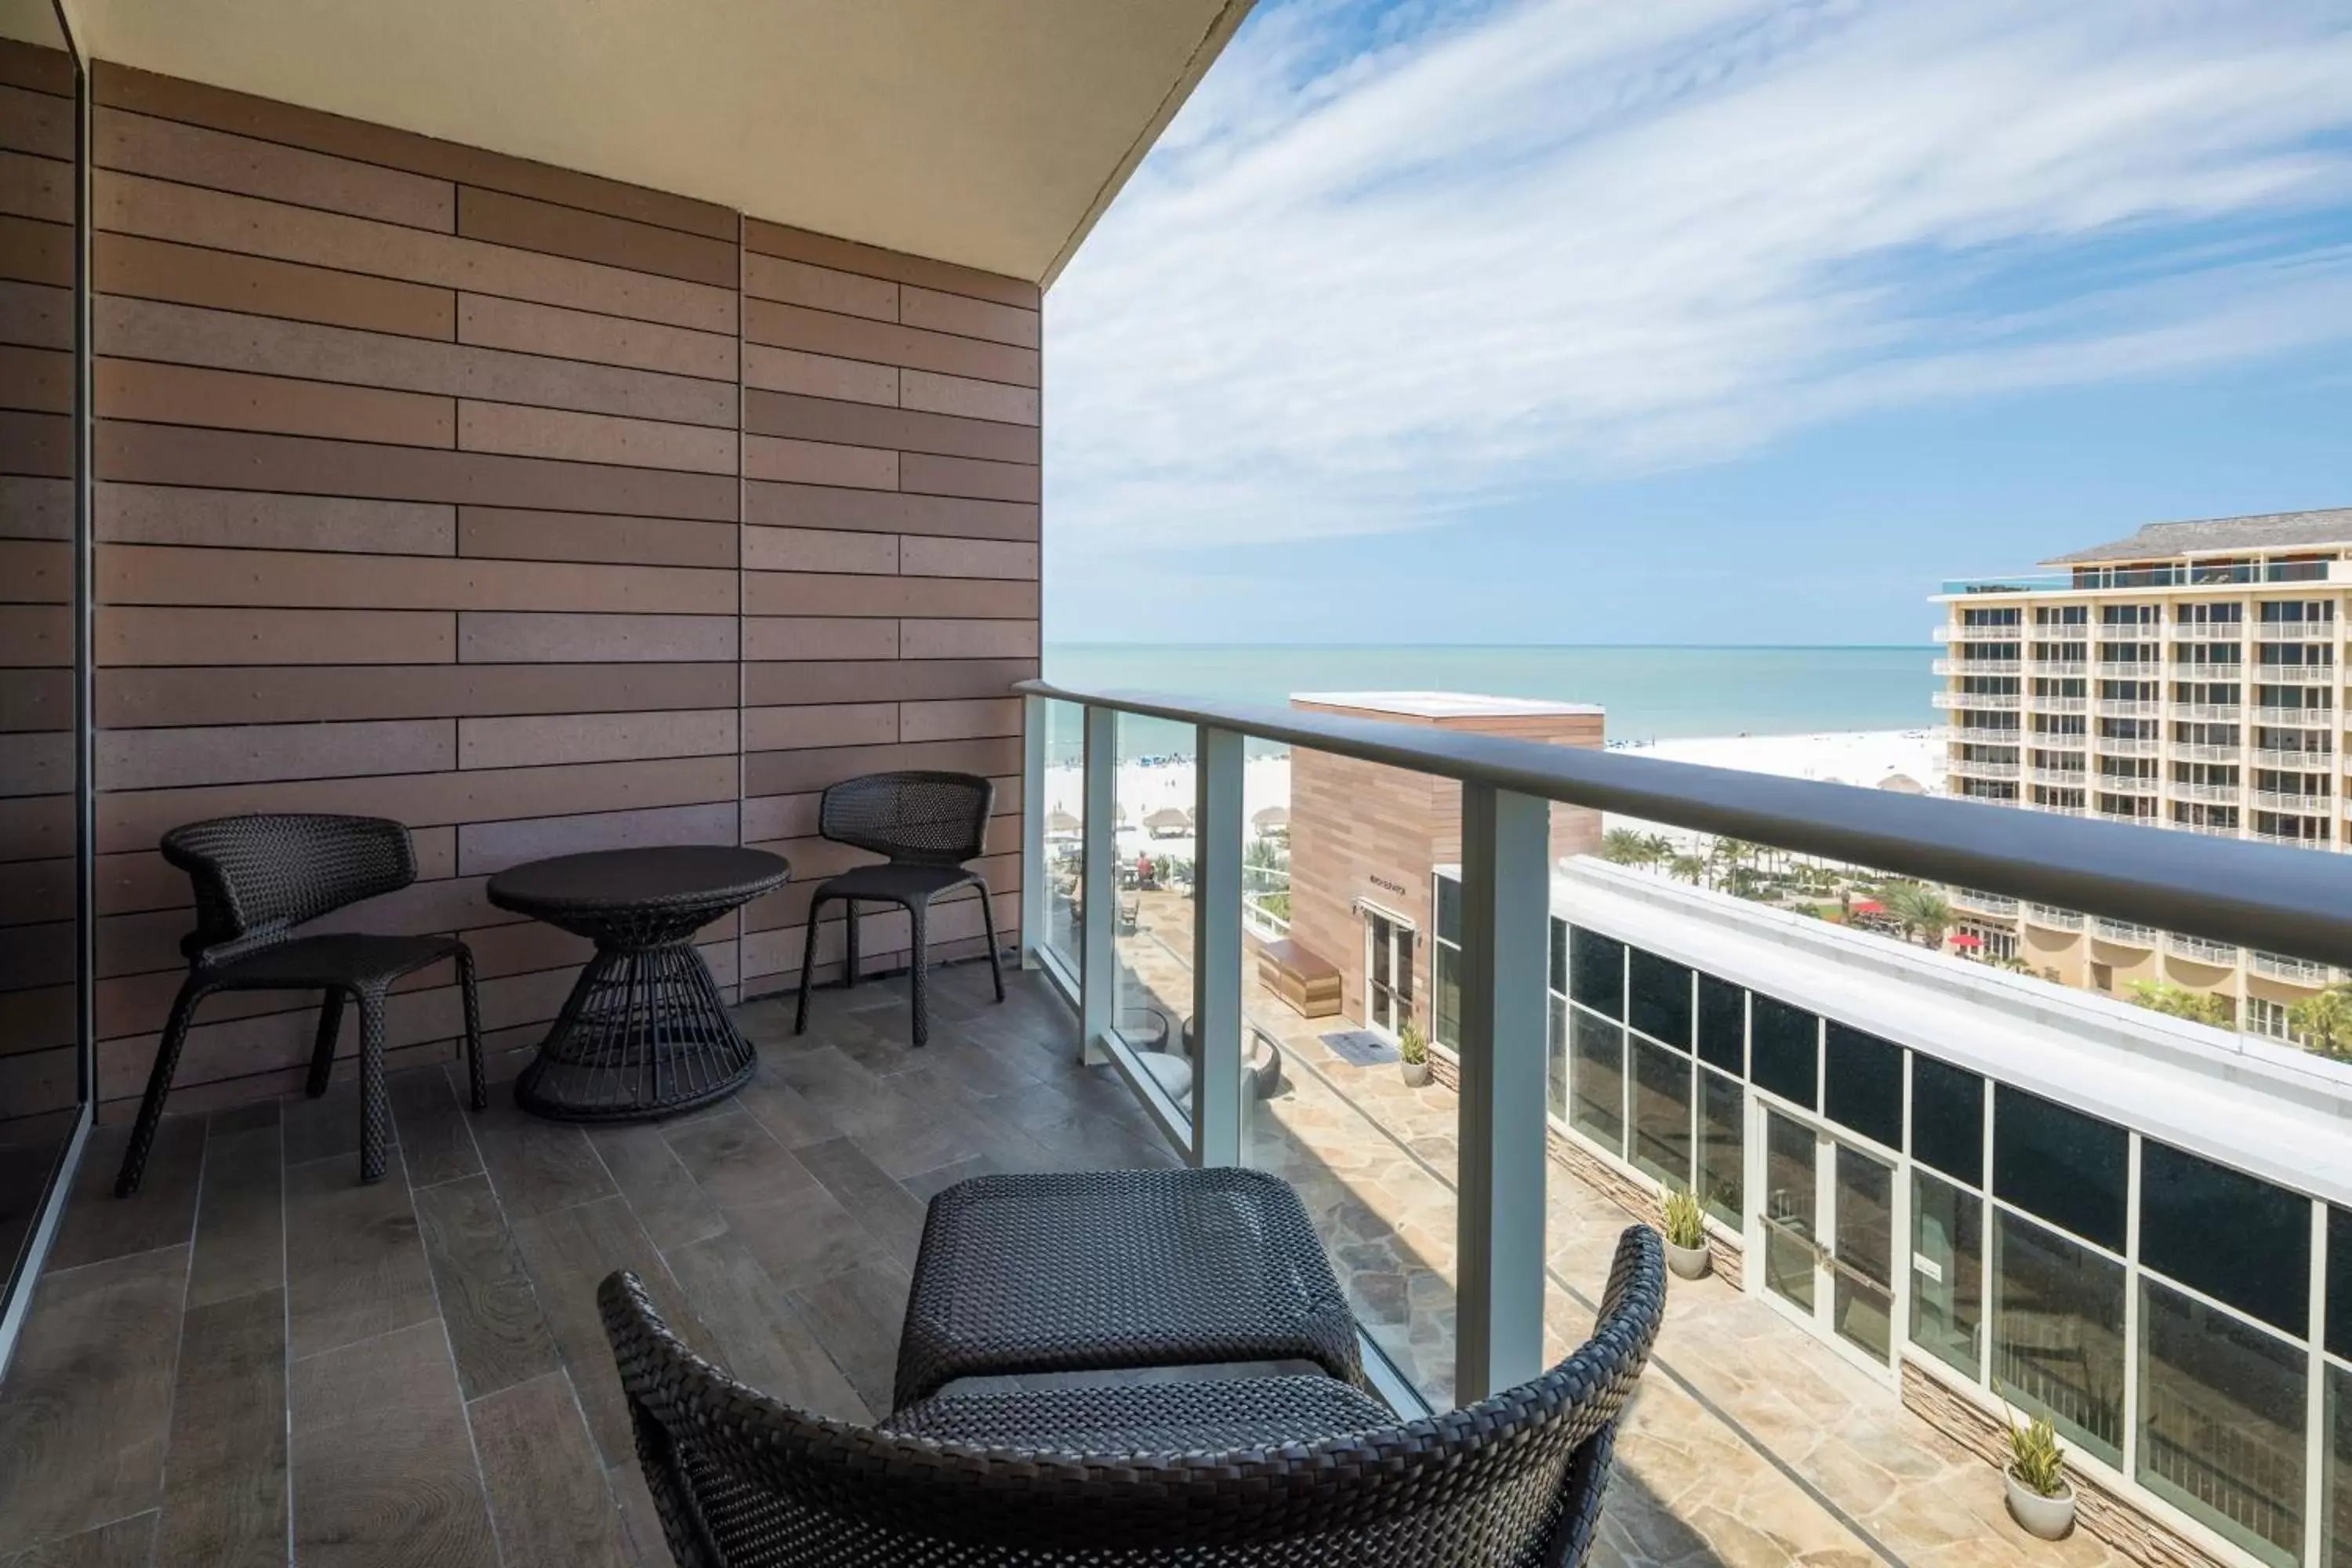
[1933,507,2351,1037]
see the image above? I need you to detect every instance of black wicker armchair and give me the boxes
[598,1224,1667,1566]
[117,814,486,1194]
[793,771,1003,1047]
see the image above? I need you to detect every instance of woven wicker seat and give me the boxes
[598,1223,1666,1566]
[793,771,1004,1047]
[117,814,485,1194]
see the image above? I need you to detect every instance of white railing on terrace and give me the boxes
[1933,657,2021,676]
[2031,659,2089,677]
[2168,742,2239,763]
[2096,774,2158,793]
[2254,706,2332,727]
[2254,620,2336,641]
[1933,691,2021,712]
[2253,790,2335,814]
[2167,932,2241,965]
[2027,767,2086,786]
[2096,699,2161,718]
[2175,820,2242,839]
[2026,903,2085,929]
[1937,623,2024,642]
[1951,757,2020,779]
[2252,951,2332,985]
[2098,737,2161,757]
[2174,702,2245,722]
[2169,621,2245,641]
[2096,808,2158,826]
[2253,749,2334,770]
[2251,828,2332,849]
[2034,695,2090,713]
[2025,800,2089,817]
[2094,917,2158,945]
[1951,887,2020,916]
[2173,780,2241,804]
[2253,663,2336,684]
[2096,662,2163,680]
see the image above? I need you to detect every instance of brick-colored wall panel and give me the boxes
[0,147,69,221]
[0,84,70,161]
[70,67,1040,1117]
[0,218,71,289]
[0,278,71,345]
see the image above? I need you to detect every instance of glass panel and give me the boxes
[1910,1171,1983,1378]
[1569,1006,1625,1153]
[2334,1206,2352,1362]
[0,14,85,1334]
[1547,995,1567,1120]
[1910,1054,1984,1186]
[1697,1069,1744,1226]
[1569,927,1623,1018]
[1763,1111,1817,1312]
[1628,948,1692,1048]
[1112,713,1192,1127]
[1434,940,1461,1053]
[1435,873,1461,946]
[2329,1364,2352,1568]
[1833,1145,1894,1362]
[1993,1085,2127,1253]
[2137,1278,2305,1566]
[1629,1036,1693,1188]
[1823,1024,1901,1148]
[1696,972,1744,1073]
[2140,1140,2310,1334]
[1749,994,1819,1108]
[1549,916,1566,994]
[1040,699,1086,969]
[1242,747,1461,1407]
[1992,1209,2125,1468]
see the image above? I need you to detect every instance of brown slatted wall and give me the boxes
[0,39,79,1137]
[78,64,1038,1120]
[735,221,1038,993]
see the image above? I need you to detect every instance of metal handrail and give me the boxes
[1019,679,2352,967]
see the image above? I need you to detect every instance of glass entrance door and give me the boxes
[1365,913,1415,1037]
[1757,1108,1897,1370]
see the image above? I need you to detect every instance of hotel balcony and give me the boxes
[2095,661,2163,679]
[2165,932,2241,965]
[2254,790,2336,814]
[1931,657,2022,676]
[8,12,2352,1568]
[2169,620,2246,641]
[2175,819,2246,838]
[2256,705,2335,727]
[2027,767,2089,787]
[1950,757,2021,779]
[2174,779,2243,803]
[2255,621,2336,641]
[2174,700,2247,721]
[1933,623,2026,643]
[2170,741,2240,762]
[2098,735,2161,757]
[2035,694,2092,713]
[1931,690,2022,711]
[2255,748,2332,769]
[2095,698,2161,718]
[1950,888,2020,916]
[2031,657,2090,676]
[2092,916,2160,946]
[2256,663,2337,684]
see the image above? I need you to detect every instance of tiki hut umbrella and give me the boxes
[1143,806,1191,837]
[1252,805,1290,833]
[1045,809,1081,835]
[1877,773,1926,795]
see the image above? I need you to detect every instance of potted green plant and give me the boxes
[2002,1410,2075,1540]
[1661,1189,1711,1279]
[1397,1022,1432,1087]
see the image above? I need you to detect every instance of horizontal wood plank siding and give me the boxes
[71,62,1040,1123]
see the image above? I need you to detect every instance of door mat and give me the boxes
[1320,1029,1397,1066]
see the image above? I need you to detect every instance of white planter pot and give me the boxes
[2004,1470,2076,1541]
[1664,1239,1712,1280]
[1399,1059,1432,1087]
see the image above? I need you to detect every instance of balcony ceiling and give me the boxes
[59,0,1249,285]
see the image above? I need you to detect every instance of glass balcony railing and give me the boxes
[1018,679,2352,1568]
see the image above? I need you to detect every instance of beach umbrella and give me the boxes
[1877,773,1926,795]
[1143,806,1191,833]
[1252,805,1290,832]
[1949,933,1983,949]
[1851,899,1886,915]
[1046,810,1080,834]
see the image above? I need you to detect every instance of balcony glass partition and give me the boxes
[1111,713,1195,1127]
[1039,699,1085,974]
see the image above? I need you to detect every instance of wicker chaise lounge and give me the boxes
[600,1224,1666,1566]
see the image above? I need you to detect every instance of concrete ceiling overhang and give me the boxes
[55,0,1250,286]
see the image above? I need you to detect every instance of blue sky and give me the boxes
[1040,0,2352,645]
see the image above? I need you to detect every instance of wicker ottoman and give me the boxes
[891,1167,1367,1414]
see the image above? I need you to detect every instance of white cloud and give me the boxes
[1045,0,2352,560]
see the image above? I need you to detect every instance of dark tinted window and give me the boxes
[1628,949,1692,1049]
[1570,927,1623,1018]
[1748,995,1818,1108]
[1548,918,1567,994]
[1910,1055,1984,1186]
[1993,1087,2127,1252]
[1823,1024,1901,1147]
[1436,875,1461,946]
[1696,975,1744,1073]
[2139,1141,2309,1334]
[2332,1207,2352,1360]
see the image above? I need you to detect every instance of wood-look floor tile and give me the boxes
[413,1174,559,1401]
[604,1460,667,1568]
[728,1072,839,1151]
[45,1119,203,1272]
[291,1319,496,1568]
[184,1123,281,1310]
[586,1123,723,1250]
[717,1181,885,1289]
[663,1232,869,1422]
[390,1066,482,1189]
[0,1246,187,1553]
[0,1511,158,1567]
[466,1372,630,1568]
[508,1196,708,1468]
[897,1152,1002,1203]
[470,1102,615,1218]
[785,1259,912,1419]
[760,1047,978,1178]
[285,1149,436,1361]
[207,1099,279,1139]
[154,1288,287,1568]
[790,1136,926,1266]
[281,1081,364,1168]
[662,1114,820,1210]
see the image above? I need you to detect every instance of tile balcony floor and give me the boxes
[0,936,2123,1568]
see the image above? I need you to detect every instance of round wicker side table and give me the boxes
[487,845,789,1123]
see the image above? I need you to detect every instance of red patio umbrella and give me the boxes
[1850,900,1885,914]
[1949,933,1983,949]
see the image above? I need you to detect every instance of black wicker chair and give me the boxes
[116,814,486,1195]
[793,771,1003,1047]
[598,1224,1666,1566]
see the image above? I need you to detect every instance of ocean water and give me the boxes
[1042,644,1935,757]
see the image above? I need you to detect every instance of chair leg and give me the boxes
[358,989,390,1184]
[907,897,930,1048]
[978,881,1005,1003]
[793,894,826,1036]
[305,988,345,1099]
[456,944,488,1111]
[843,900,859,991]
[116,977,206,1198]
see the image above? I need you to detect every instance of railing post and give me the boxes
[1080,704,1116,1065]
[1020,694,1047,971]
[1454,782,1551,1403]
[1192,726,1243,1167]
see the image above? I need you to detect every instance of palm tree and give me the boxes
[1602,827,1653,866]
[2128,980,2234,1029]
[1641,833,1677,865]
[1878,881,1953,948]
[2289,983,2352,1058]
[1668,854,1707,886]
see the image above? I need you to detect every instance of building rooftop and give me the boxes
[1289,691,1605,719]
[2042,506,2352,564]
